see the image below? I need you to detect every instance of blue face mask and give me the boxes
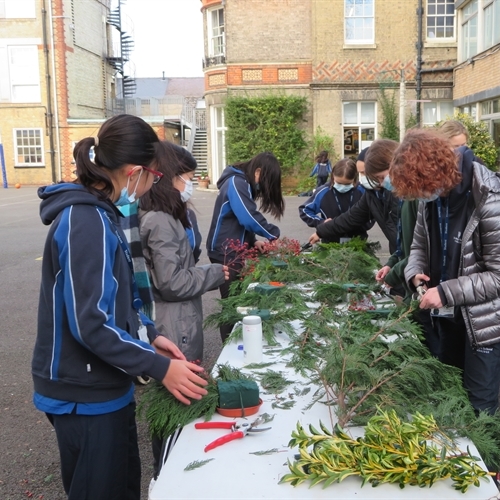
[114,168,143,206]
[334,183,354,193]
[382,175,394,192]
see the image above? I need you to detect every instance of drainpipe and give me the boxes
[48,0,62,181]
[42,0,57,183]
[416,0,423,127]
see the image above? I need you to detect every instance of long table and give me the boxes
[150,321,498,500]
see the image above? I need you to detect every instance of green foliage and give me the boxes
[280,409,491,491]
[225,94,308,174]
[378,86,400,141]
[138,364,251,438]
[448,113,498,170]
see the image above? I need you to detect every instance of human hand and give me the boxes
[419,287,443,310]
[152,336,186,360]
[309,232,320,245]
[162,360,208,405]
[222,265,230,281]
[375,265,391,282]
[254,240,266,253]
[323,218,332,223]
[411,273,430,289]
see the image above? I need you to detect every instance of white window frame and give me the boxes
[483,0,500,50]
[342,101,376,156]
[13,128,45,167]
[422,101,455,125]
[461,0,479,60]
[426,0,456,41]
[344,0,374,45]
[210,105,226,183]
[0,0,36,18]
[207,7,225,57]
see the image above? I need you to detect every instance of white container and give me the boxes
[242,315,262,364]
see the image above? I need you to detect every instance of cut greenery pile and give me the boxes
[140,240,500,484]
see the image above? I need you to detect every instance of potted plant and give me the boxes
[198,171,210,189]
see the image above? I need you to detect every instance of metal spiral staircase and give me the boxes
[107,0,136,99]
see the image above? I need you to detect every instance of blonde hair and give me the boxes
[438,120,469,141]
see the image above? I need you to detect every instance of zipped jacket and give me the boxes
[206,166,280,261]
[405,152,500,347]
[139,210,225,362]
[33,184,169,404]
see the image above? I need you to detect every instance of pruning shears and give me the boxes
[195,416,271,452]
[413,281,428,301]
[301,242,313,252]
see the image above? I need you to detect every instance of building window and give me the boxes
[342,102,376,157]
[345,0,374,44]
[208,8,224,57]
[0,44,41,103]
[210,106,226,182]
[461,0,478,60]
[0,0,36,18]
[422,101,454,125]
[426,0,455,39]
[14,129,44,167]
[484,0,500,50]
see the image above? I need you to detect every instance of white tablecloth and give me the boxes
[150,323,498,500]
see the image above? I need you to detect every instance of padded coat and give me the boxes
[405,161,500,347]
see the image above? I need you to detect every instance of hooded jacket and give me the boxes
[33,184,170,406]
[206,166,280,262]
[405,149,500,347]
[139,209,225,362]
[316,188,400,254]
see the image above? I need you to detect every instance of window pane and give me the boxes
[360,102,375,124]
[343,102,358,124]
[423,102,437,124]
[493,99,500,114]
[481,101,491,115]
[440,101,454,120]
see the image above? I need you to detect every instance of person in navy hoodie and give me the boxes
[33,114,208,500]
[206,151,285,341]
[298,158,372,243]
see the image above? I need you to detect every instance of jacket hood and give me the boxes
[38,183,119,225]
[216,166,247,189]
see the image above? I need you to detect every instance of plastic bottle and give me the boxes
[242,315,263,364]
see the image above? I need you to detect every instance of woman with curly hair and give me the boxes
[392,128,500,415]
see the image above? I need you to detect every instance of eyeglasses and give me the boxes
[142,166,164,184]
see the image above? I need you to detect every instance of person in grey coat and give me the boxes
[139,141,228,363]
[391,129,500,415]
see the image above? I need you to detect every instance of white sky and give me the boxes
[122,0,204,78]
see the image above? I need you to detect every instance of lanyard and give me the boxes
[436,197,449,283]
[103,211,143,311]
[395,200,404,257]
[333,189,354,214]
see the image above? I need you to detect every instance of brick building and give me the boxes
[453,0,500,151]
[201,0,458,182]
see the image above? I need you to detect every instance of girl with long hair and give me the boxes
[206,151,285,342]
[33,115,207,500]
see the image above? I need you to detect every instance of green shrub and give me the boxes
[225,95,308,175]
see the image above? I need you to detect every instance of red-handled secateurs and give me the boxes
[195,416,271,452]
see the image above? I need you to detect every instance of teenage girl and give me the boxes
[33,115,207,500]
[206,151,285,342]
[299,158,371,243]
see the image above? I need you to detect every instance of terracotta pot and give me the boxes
[198,179,210,189]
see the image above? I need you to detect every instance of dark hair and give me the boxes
[316,150,329,163]
[330,158,358,186]
[233,152,285,219]
[390,129,461,199]
[364,139,399,181]
[139,141,197,228]
[73,114,159,200]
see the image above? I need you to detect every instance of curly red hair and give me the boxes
[390,129,461,199]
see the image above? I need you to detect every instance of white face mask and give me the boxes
[359,174,376,190]
[334,182,354,193]
[178,175,194,202]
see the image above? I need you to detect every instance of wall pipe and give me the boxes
[416,0,423,127]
